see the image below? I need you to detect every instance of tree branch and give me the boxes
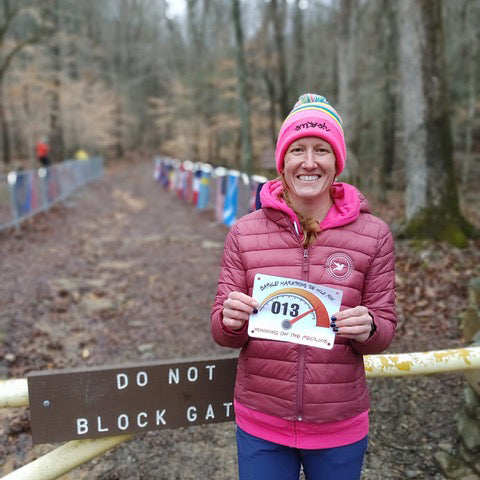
[0,34,41,80]
[0,0,54,45]
[0,2,24,44]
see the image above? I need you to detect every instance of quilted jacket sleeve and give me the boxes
[351,222,396,355]
[211,225,250,349]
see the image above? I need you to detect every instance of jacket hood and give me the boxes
[259,179,368,236]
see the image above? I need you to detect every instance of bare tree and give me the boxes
[0,0,45,164]
[0,0,477,213]
[270,0,289,118]
[337,0,360,183]
[47,0,64,163]
[379,0,398,198]
[461,0,479,187]
[249,2,278,149]
[290,0,305,97]
[398,0,474,245]
[231,0,253,175]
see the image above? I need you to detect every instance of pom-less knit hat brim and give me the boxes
[275,94,346,175]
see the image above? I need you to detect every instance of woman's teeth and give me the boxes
[298,175,320,181]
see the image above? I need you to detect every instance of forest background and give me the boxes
[0,0,478,242]
[0,2,479,476]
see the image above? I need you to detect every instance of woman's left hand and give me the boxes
[331,306,374,343]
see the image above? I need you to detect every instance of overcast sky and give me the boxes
[166,0,186,18]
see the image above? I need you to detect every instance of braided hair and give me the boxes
[280,175,320,248]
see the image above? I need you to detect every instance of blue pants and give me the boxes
[236,427,368,480]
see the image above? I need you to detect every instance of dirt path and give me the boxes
[0,159,478,479]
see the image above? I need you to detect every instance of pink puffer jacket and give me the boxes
[211,180,396,423]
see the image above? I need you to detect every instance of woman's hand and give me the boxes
[222,291,258,331]
[331,306,374,343]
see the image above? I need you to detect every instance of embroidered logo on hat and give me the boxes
[294,121,330,132]
[326,252,354,280]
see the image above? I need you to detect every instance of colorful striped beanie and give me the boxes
[275,93,346,175]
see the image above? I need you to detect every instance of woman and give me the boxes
[211,94,396,480]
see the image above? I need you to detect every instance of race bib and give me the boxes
[248,274,343,350]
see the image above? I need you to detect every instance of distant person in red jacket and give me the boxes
[36,138,50,167]
[211,94,396,480]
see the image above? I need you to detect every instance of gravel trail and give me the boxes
[1,159,477,479]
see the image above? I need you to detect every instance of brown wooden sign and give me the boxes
[27,354,238,444]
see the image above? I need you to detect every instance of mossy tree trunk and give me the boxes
[398,0,474,247]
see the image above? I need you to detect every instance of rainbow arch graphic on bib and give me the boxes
[258,287,330,328]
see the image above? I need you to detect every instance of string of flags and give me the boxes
[153,156,269,227]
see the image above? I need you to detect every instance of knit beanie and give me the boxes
[275,93,346,175]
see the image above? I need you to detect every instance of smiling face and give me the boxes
[283,137,336,210]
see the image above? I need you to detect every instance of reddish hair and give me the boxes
[280,175,320,248]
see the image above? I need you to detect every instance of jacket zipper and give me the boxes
[296,247,309,422]
[302,248,309,274]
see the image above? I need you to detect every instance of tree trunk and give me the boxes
[379,0,398,199]
[48,1,64,163]
[259,2,277,148]
[0,80,10,164]
[231,0,253,175]
[337,0,360,183]
[22,84,35,168]
[115,98,124,159]
[271,0,289,118]
[462,0,478,187]
[398,0,474,246]
[185,0,212,163]
[263,72,278,148]
[291,0,305,96]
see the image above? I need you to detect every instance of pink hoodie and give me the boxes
[260,179,362,235]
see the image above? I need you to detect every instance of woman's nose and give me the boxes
[302,149,316,168]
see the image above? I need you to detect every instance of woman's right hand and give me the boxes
[222,291,259,331]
